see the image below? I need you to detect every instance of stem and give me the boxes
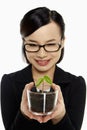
[42,80,44,92]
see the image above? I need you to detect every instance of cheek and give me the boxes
[52,51,61,62]
[57,51,61,59]
[26,53,34,61]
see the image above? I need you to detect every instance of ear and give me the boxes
[61,37,65,49]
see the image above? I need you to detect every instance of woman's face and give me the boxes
[24,21,64,73]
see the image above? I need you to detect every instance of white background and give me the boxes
[0,0,87,130]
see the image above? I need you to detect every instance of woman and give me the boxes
[1,7,86,130]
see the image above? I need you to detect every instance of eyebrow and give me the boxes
[25,39,56,43]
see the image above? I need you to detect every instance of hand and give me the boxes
[20,82,66,124]
[42,83,66,124]
[20,82,44,123]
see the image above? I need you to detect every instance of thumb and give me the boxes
[22,82,34,100]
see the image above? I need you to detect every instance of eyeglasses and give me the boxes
[24,43,61,52]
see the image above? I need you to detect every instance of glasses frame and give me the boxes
[23,43,62,53]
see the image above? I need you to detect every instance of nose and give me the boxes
[37,47,47,58]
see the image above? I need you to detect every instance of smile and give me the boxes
[35,60,50,66]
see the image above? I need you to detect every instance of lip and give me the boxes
[35,59,50,66]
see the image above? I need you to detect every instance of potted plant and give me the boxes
[27,75,58,115]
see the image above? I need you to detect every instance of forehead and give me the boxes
[24,22,61,42]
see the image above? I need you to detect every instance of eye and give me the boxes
[46,43,57,46]
[28,43,38,47]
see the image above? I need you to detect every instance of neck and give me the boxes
[32,65,56,84]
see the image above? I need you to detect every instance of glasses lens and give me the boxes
[25,44,39,52]
[45,44,60,52]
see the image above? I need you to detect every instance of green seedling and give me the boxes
[35,75,52,92]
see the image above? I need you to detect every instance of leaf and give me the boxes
[35,77,44,87]
[44,75,52,84]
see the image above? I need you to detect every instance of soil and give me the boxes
[28,87,57,114]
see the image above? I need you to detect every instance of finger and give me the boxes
[43,114,53,122]
[23,107,43,123]
[25,82,34,91]
[22,108,33,119]
[22,82,34,97]
[28,113,43,123]
[34,116,43,123]
[21,82,34,103]
[52,83,63,101]
[58,88,64,101]
[52,83,60,91]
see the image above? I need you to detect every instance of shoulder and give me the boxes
[55,65,86,90]
[1,65,31,84]
[56,65,85,80]
[55,66,86,103]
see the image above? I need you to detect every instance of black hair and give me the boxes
[20,7,65,64]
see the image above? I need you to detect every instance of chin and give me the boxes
[37,67,49,72]
[36,64,54,73]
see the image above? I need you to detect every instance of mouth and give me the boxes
[35,60,50,66]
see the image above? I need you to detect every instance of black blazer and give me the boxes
[1,65,86,130]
